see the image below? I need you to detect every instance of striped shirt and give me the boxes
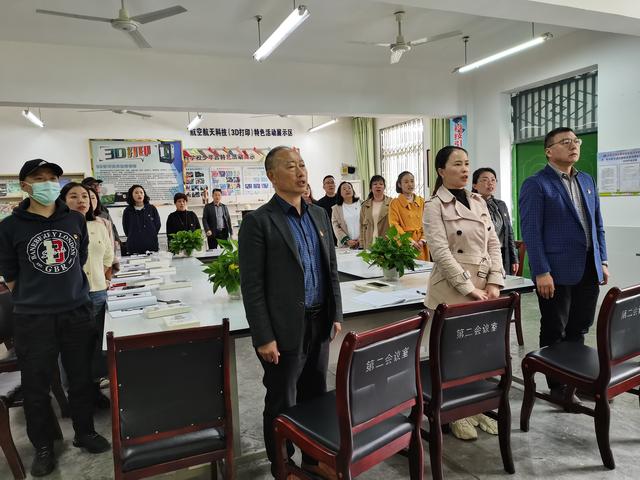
[549,163,592,249]
[275,195,325,307]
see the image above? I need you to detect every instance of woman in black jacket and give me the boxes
[166,192,200,237]
[472,168,519,275]
[122,184,161,254]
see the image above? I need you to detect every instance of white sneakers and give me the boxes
[450,414,498,440]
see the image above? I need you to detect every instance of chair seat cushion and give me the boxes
[279,390,414,462]
[121,427,225,472]
[526,343,640,386]
[420,360,502,410]
[0,371,21,401]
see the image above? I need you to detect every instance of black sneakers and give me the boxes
[31,445,56,477]
[73,432,111,453]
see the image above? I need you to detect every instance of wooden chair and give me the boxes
[273,313,428,480]
[107,320,234,480]
[512,241,527,346]
[520,284,640,470]
[421,294,519,479]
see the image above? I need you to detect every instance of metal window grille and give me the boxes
[511,71,597,143]
[380,118,425,197]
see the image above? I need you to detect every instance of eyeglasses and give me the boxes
[547,137,582,148]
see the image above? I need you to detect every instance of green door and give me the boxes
[511,132,598,278]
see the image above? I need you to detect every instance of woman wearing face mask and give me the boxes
[0,159,111,476]
[122,184,161,255]
[423,146,505,441]
[359,175,392,250]
[389,171,429,260]
[60,182,114,409]
[331,181,361,248]
[472,168,519,275]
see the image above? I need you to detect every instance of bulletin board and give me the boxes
[89,139,184,205]
[597,147,640,196]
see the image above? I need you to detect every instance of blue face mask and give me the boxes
[26,181,61,206]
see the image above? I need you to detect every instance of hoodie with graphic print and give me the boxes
[0,198,90,314]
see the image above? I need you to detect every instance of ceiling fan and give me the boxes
[250,114,290,118]
[36,0,187,49]
[78,109,152,118]
[351,11,462,64]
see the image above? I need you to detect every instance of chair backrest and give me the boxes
[514,241,526,276]
[0,290,14,345]
[597,284,640,368]
[337,312,427,441]
[107,320,231,447]
[429,295,517,391]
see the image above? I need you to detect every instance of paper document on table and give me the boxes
[354,289,424,307]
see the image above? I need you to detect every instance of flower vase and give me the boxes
[382,268,399,282]
[227,286,242,300]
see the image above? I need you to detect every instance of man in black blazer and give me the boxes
[239,146,342,477]
[202,188,232,249]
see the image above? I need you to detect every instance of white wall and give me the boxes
[0,108,355,233]
[460,29,640,288]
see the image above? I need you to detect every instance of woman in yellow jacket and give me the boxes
[388,171,429,260]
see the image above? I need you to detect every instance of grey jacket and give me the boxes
[239,195,342,351]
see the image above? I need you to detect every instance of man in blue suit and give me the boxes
[520,127,609,401]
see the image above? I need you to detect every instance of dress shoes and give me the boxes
[549,385,582,411]
[73,431,111,453]
[30,445,56,477]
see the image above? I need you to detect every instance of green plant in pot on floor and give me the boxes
[358,226,419,280]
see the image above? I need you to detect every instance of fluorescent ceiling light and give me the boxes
[22,109,44,128]
[253,5,310,62]
[187,113,203,130]
[308,118,338,133]
[454,33,552,74]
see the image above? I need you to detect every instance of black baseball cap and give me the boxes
[82,177,103,186]
[19,159,63,181]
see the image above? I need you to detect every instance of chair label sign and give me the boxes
[365,346,410,373]
[456,322,498,340]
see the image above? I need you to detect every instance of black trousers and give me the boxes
[206,228,229,250]
[13,302,97,448]
[537,251,600,389]
[258,305,330,475]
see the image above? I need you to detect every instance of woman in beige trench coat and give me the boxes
[423,145,505,441]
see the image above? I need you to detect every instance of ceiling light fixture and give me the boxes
[22,108,45,128]
[253,4,310,62]
[454,32,552,73]
[187,113,203,130]
[308,117,338,133]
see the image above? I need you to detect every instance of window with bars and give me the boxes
[380,118,425,197]
[511,70,598,143]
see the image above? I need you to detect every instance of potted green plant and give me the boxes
[168,229,204,257]
[203,239,241,298]
[358,226,419,280]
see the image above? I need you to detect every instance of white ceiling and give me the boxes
[0,0,579,68]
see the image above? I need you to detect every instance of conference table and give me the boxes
[104,254,535,459]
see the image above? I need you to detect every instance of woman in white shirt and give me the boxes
[331,181,361,248]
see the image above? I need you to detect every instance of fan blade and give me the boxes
[126,111,152,118]
[78,109,113,113]
[410,30,462,46]
[127,29,151,48]
[131,6,187,24]
[348,40,391,47]
[36,9,112,23]
[390,50,404,64]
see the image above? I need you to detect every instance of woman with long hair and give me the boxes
[331,181,361,248]
[388,171,429,260]
[423,146,505,441]
[122,184,161,254]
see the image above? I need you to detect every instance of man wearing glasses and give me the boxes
[519,127,608,404]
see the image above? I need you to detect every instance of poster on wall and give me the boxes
[183,147,267,162]
[597,148,640,196]
[211,167,242,196]
[242,166,272,196]
[184,165,211,204]
[89,139,183,205]
[449,116,467,148]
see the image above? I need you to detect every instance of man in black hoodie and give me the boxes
[0,159,110,477]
